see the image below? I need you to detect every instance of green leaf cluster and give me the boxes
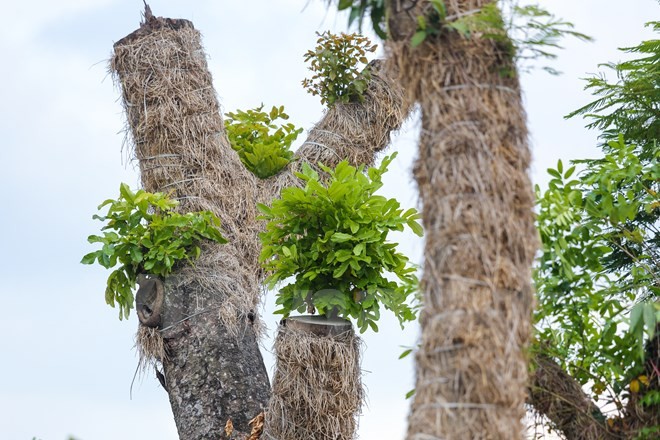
[337,0,387,39]
[566,22,660,154]
[333,1,590,76]
[225,105,302,179]
[81,183,227,319]
[302,31,377,107]
[535,26,660,415]
[409,0,452,48]
[502,3,592,74]
[258,153,423,333]
[535,145,659,400]
[410,2,591,73]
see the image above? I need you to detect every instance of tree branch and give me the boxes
[262,59,407,199]
[529,353,618,440]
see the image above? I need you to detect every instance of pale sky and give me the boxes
[0,1,657,439]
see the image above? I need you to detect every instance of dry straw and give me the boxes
[110,11,407,371]
[259,61,405,440]
[386,1,539,438]
[135,325,167,369]
[263,324,363,440]
[264,59,407,197]
[111,15,264,360]
[529,354,613,440]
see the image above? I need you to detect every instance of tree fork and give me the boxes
[111,5,407,439]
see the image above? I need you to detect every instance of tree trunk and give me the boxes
[160,274,270,439]
[386,1,538,438]
[111,14,270,438]
[110,8,408,439]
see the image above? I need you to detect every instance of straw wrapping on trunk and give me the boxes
[111,12,408,437]
[386,1,538,438]
[263,323,363,440]
[111,15,272,437]
[111,18,265,346]
[264,59,407,198]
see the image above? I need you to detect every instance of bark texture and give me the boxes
[529,329,658,439]
[161,277,269,439]
[110,6,408,439]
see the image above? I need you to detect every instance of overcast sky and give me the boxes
[0,1,657,439]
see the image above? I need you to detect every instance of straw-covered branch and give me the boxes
[385,1,538,438]
[263,321,363,440]
[264,58,407,199]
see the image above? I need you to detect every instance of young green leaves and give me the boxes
[258,153,423,333]
[411,1,591,67]
[302,31,377,107]
[82,184,227,319]
[337,0,388,39]
[225,105,302,179]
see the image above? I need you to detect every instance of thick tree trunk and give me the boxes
[387,1,538,438]
[111,7,407,439]
[110,10,409,440]
[160,274,270,439]
[111,14,270,438]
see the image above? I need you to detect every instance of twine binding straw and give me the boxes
[386,1,539,438]
[110,18,408,413]
[263,324,363,440]
[111,17,265,366]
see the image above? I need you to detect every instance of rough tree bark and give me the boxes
[528,329,659,440]
[110,7,406,439]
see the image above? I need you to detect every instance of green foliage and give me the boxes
[409,0,451,48]
[630,302,660,358]
[258,153,423,333]
[636,425,660,440]
[337,0,387,39]
[333,1,591,75]
[639,389,660,408]
[224,105,302,179]
[81,183,227,319]
[564,23,660,304]
[503,3,593,74]
[535,26,660,419]
[410,2,591,74]
[566,21,660,155]
[535,140,659,401]
[302,31,377,107]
